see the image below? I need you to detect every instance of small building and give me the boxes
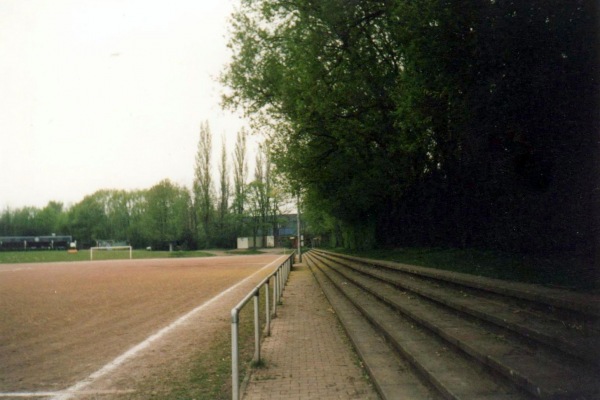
[236,213,306,249]
[237,236,274,249]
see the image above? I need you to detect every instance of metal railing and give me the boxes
[230,252,295,400]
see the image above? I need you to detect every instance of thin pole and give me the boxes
[265,282,271,336]
[279,267,283,297]
[273,271,278,316]
[297,194,302,263]
[231,311,240,400]
[253,293,260,362]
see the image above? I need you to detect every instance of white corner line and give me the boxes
[0,392,57,398]
[0,390,135,398]
[49,255,288,400]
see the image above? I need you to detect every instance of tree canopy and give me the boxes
[1,124,292,250]
[222,0,599,261]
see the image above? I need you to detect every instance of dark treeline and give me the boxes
[1,126,292,250]
[223,0,599,265]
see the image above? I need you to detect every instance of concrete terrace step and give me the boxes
[310,253,596,398]
[308,255,530,400]
[310,259,441,400]
[316,251,600,367]
[318,251,600,320]
[306,250,600,400]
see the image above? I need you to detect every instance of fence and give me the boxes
[230,252,295,400]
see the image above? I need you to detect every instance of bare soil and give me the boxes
[0,254,283,398]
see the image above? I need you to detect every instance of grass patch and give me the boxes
[250,358,268,369]
[125,328,238,400]
[166,250,215,258]
[333,247,597,291]
[0,249,214,264]
[138,332,235,400]
[225,249,265,255]
[128,281,274,399]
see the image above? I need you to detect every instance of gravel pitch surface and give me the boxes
[0,254,284,397]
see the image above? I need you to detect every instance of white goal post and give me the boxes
[90,245,133,261]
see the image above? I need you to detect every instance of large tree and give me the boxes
[232,127,249,221]
[68,192,110,248]
[214,134,235,247]
[223,0,403,248]
[144,180,192,250]
[223,0,599,261]
[193,121,214,248]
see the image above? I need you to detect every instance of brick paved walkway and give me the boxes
[242,264,380,400]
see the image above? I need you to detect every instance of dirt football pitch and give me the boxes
[0,254,286,399]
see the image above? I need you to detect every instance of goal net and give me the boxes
[89,245,133,261]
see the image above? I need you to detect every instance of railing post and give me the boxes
[253,292,260,362]
[265,282,271,336]
[273,270,278,316]
[278,267,283,299]
[279,267,282,301]
[231,310,240,400]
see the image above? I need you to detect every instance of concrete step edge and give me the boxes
[311,251,600,400]
[308,253,532,400]
[306,255,439,400]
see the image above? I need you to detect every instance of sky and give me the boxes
[0,0,257,210]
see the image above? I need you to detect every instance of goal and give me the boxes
[89,245,133,261]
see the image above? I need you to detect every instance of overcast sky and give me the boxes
[0,0,255,210]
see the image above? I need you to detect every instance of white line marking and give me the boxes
[0,390,134,398]
[0,267,33,272]
[47,255,288,400]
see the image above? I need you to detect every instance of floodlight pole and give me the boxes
[297,193,302,263]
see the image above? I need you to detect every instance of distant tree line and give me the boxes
[222,0,599,264]
[0,124,292,250]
